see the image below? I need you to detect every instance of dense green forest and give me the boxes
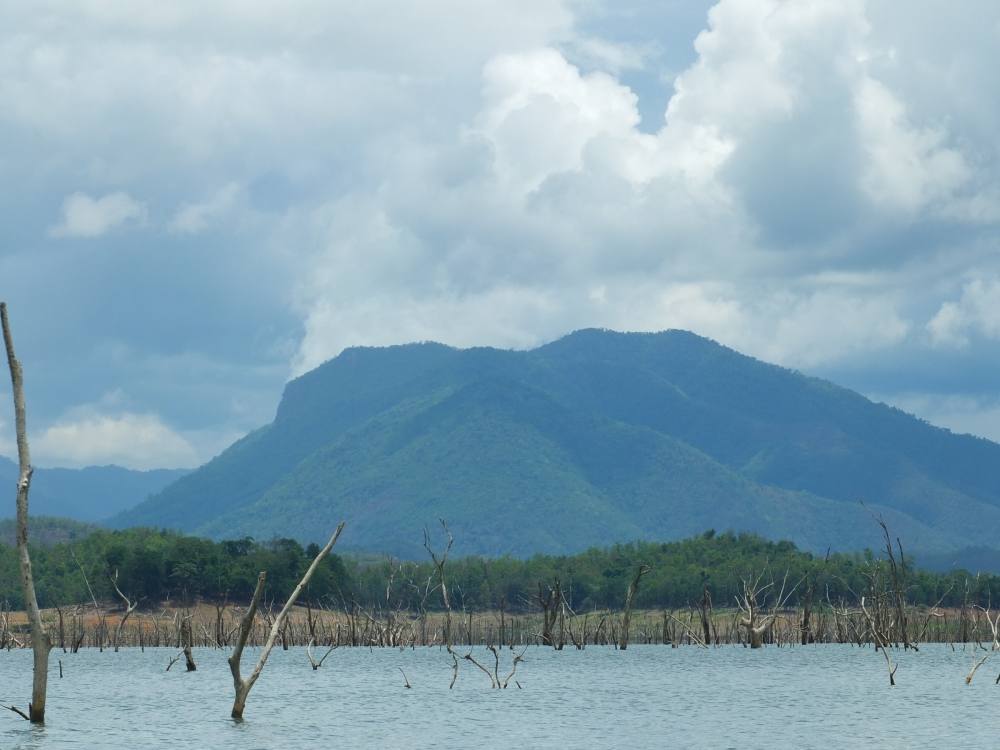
[1,526,995,612]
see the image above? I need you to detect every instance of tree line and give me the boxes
[2,526,995,612]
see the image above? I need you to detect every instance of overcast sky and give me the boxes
[1,0,999,469]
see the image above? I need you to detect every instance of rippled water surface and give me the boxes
[2,644,998,748]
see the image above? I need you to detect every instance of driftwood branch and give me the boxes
[448,650,459,689]
[462,649,497,687]
[3,704,29,721]
[166,652,184,672]
[666,612,709,648]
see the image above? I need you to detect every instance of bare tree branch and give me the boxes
[229,522,345,719]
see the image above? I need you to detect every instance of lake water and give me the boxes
[1,644,998,748]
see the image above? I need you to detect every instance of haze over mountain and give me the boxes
[112,329,1000,558]
[0,457,187,522]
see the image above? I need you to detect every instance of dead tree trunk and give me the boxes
[182,615,197,671]
[861,595,898,686]
[423,520,454,649]
[110,569,139,653]
[737,570,796,649]
[55,605,66,653]
[70,548,106,651]
[536,581,560,648]
[800,576,813,646]
[228,522,345,719]
[619,564,650,650]
[2,303,51,723]
[699,584,713,646]
[739,577,767,649]
[876,516,914,650]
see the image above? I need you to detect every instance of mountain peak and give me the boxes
[112,329,1000,557]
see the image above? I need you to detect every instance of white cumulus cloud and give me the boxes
[292,0,983,375]
[476,48,646,192]
[33,411,199,469]
[927,277,1000,348]
[49,191,147,238]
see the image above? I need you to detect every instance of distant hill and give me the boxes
[111,329,1000,558]
[0,456,188,522]
[0,515,97,547]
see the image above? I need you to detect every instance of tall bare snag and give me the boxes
[2,302,51,723]
[619,564,650,650]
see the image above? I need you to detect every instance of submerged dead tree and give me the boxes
[2,303,51,723]
[699,584,713,646]
[423,520,454,649]
[110,570,140,653]
[861,594,898,686]
[737,573,771,648]
[536,580,563,649]
[181,612,197,671]
[619,564,651,650]
[877,516,914,650]
[228,522,345,719]
[70,548,107,650]
[736,570,796,649]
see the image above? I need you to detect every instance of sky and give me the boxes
[1,0,999,470]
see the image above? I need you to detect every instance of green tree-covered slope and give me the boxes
[112,329,1000,556]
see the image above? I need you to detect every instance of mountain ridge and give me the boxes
[0,456,188,522]
[111,329,1000,557]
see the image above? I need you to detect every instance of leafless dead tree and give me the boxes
[876,516,914,650]
[423,520,454,649]
[181,612,197,671]
[2,302,51,723]
[306,637,338,670]
[964,606,1000,685]
[699,583,713,646]
[109,569,140,653]
[70,547,106,651]
[228,522,345,719]
[535,580,561,648]
[736,569,797,649]
[860,594,898,686]
[619,564,651,650]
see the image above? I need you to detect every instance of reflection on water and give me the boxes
[1,644,998,748]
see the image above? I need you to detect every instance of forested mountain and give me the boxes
[0,456,187,522]
[112,329,1000,557]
